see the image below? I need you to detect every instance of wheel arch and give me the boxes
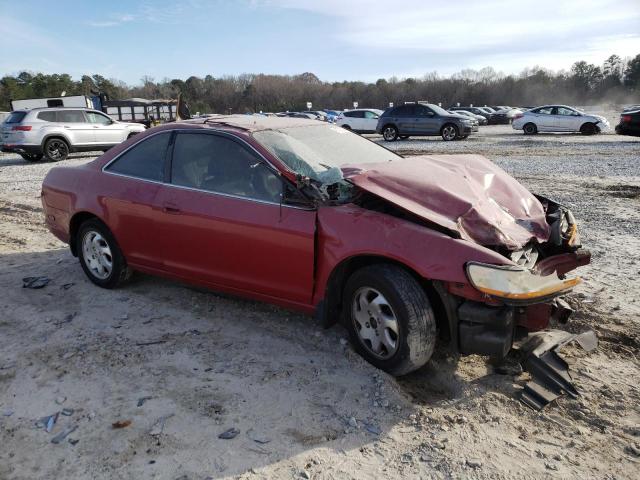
[318,254,449,340]
[41,133,72,151]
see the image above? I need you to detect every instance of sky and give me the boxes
[1,0,639,85]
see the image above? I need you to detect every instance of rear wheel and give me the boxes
[344,264,436,376]
[77,219,131,289]
[441,124,458,141]
[580,122,597,135]
[382,125,398,142]
[20,153,43,162]
[523,123,538,135]
[44,138,69,161]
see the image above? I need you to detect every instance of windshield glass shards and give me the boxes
[252,124,400,184]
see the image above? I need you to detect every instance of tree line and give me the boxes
[1,54,638,114]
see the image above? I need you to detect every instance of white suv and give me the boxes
[336,109,384,133]
[1,108,146,161]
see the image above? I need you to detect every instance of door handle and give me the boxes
[92,126,100,128]
[162,203,181,214]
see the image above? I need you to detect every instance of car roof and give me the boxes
[180,114,321,132]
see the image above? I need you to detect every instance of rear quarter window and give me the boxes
[5,112,27,123]
[105,132,171,182]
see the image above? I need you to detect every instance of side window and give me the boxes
[171,133,282,203]
[392,105,414,117]
[106,132,170,181]
[37,111,57,122]
[363,111,378,119]
[556,107,575,116]
[534,107,553,115]
[345,111,364,118]
[86,112,113,125]
[58,110,86,123]
[415,105,433,116]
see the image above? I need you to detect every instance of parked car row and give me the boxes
[2,102,633,161]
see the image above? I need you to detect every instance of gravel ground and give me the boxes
[0,124,639,479]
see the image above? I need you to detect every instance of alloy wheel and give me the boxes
[352,287,399,359]
[383,127,397,141]
[82,231,113,280]
[442,125,457,141]
[46,140,68,160]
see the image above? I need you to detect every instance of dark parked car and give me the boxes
[449,106,495,122]
[615,108,640,136]
[42,115,589,377]
[376,103,477,141]
[448,109,488,125]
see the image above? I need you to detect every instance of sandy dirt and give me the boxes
[0,124,639,479]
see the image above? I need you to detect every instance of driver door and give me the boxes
[414,105,440,134]
[155,131,316,305]
[553,107,580,131]
[86,111,127,145]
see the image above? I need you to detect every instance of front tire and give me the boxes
[441,124,458,141]
[523,123,538,135]
[77,219,131,289]
[43,138,70,161]
[580,122,597,135]
[20,153,43,162]
[382,125,398,142]
[343,264,436,376]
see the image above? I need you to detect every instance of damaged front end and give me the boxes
[442,197,594,409]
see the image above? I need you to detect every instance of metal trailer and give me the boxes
[101,98,177,127]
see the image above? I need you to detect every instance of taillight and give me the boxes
[621,115,631,122]
[12,125,32,131]
[513,113,523,120]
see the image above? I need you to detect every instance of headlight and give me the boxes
[466,262,580,303]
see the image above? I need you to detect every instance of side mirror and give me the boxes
[373,115,379,119]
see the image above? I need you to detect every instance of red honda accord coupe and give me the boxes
[41,115,590,375]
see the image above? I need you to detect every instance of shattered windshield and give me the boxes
[252,124,400,184]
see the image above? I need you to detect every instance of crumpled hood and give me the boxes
[342,154,551,250]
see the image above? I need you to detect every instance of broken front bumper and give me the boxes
[517,330,598,410]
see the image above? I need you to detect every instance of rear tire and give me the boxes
[382,125,398,142]
[343,264,436,376]
[441,124,458,141]
[341,125,352,131]
[43,138,70,161]
[20,153,43,162]
[580,122,597,135]
[77,219,132,289]
[523,123,538,135]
